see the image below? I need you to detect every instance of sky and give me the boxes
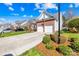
[0,3,79,24]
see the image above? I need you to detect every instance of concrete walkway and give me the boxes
[0,32,44,56]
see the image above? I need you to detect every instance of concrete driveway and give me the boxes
[0,32,44,56]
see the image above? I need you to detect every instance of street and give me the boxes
[0,32,44,56]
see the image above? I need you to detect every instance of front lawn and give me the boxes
[20,48,43,56]
[61,32,79,39]
[0,31,27,37]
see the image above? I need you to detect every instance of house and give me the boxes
[36,10,63,34]
[0,23,12,33]
[20,20,37,32]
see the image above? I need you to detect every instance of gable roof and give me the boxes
[37,10,54,20]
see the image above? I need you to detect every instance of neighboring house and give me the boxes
[20,19,37,32]
[36,10,63,34]
[0,23,12,33]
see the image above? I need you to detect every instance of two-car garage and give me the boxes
[37,26,54,34]
[37,19,55,34]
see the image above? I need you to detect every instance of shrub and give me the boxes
[42,35,51,44]
[67,18,79,32]
[61,28,68,33]
[69,27,78,33]
[71,42,79,51]
[68,38,79,42]
[45,43,54,50]
[60,30,65,34]
[57,45,73,56]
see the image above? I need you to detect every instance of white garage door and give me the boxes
[37,26,43,32]
[45,26,53,34]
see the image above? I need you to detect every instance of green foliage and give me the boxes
[45,43,54,50]
[62,32,79,39]
[71,42,79,51]
[68,38,79,42]
[60,30,65,34]
[68,18,79,27]
[0,31,26,37]
[20,48,43,56]
[57,45,73,56]
[68,18,79,31]
[42,35,51,44]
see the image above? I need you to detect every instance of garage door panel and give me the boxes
[37,26,43,32]
[45,26,53,34]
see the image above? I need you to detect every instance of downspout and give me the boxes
[43,10,45,32]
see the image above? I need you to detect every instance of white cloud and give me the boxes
[4,3,13,6]
[69,4,79,8]
[30,15,33,17]
[9,7,14,11]
[42,3,58,10]
[0,18,6,21]
[4,3,14,11]
[69,4,73,8]
[23,15,27,17]
[34,3,41,10]
[0,18,6,24]
[38,10,42,13]
[74,3,79,7]
[35,3,40,8]
[21,7,24,11]
[34,3,58,10]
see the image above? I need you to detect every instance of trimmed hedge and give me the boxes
[71,42,79,51]
[42,35,51,44]
[57,45,73,56]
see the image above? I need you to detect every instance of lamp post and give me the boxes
[58,3,60,44]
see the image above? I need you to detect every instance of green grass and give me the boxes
[0,31,27,37]
[20,48,43,56]
[61,32,79,39]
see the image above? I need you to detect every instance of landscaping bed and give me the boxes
[20,47,43,56]
[36,34,79,56]
[36,42,63,56]
[20,32,79,56]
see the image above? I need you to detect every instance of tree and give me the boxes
[67,18,79,32]
[62,16,67,27]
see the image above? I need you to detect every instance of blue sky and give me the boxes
[0,3,79,23]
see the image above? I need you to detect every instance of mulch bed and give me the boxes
[36,42,61,56]
[35,40,71,56]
